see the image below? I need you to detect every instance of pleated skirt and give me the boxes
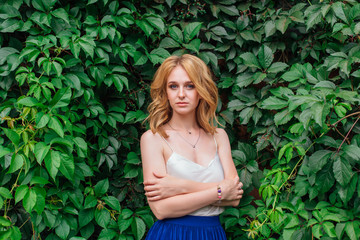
[145,215,227,240]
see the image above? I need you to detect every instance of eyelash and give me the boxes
[169,84,195,89]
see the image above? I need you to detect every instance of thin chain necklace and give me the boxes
[168,123,201,148]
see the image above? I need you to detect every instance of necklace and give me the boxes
[168,123,201,148]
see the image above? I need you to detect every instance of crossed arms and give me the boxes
[140,128,244,220]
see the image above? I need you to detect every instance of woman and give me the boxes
[141,54,243,239]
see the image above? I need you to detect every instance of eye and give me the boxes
[169,84,178,89]
[186,84,195,89]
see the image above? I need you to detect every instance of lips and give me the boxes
[176,102,188,106]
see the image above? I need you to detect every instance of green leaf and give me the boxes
[65,73,81,90]
[0,18,21,33]
[45,150,61,180]
[323,221,337,237]
[51,8,69,24]
[30,176,50,185]
[55,219,70,240]
[118,218,133,233]
[183,22,202,43]
[275,16,291,34]
[0,187,12,199]
[258,45,273,69]
[15,185,28,204]
[135,19,153,37]
[95,209,110,228]
[274,109,294,126]
[0,47,18,65]
[264,20,276,38]
[312,223,322,239]
[2,128,20,146]
[267,62,288,73]
[0,4,21,19]
[219,5,239,16]
[183,38,201,53]
[17,97,39,107]
[343,145,360,161]
[36,113,50,128]
[261,96,288,110]
[159,37,181,48]
[211,26,228,36]
[332,2,348,24]
[49,87,71,109]
[133,217,146,240]
[309,150,332,173]
[44,210,56,228]
[33,186,46,214]
[78,36,96,58]
[94,178,109,196]
[8,154,24,173]
[23,188,36,213]
[0,216,11,227]
[345,221,356,240]
[306,8,322,31]
[59,153,75,181]
[102,196,121,212]
[311,102,329,127]
[240,52,261,69]
[48,116,64,138]
[127,152,140,164]
[34,142,50,165]
[146,16,165,34]
[84,195,97,209]
[333,155,353,186]
[168,26,183,43]
[79,209,94,228]
[239,107,254,124]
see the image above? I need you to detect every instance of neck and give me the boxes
[168,113,199,131]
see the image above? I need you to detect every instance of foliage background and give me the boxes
[0,0,360,239]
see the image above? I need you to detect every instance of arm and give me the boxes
[212,128,243,207]
[141,131,241,219]
[145,172,243,207]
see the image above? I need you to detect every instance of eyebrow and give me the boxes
[167,81,193,84]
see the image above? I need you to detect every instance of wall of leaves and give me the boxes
[0,0,360,239]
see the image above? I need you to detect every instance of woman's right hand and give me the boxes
[218,176,243,201]
[144,172,184,201]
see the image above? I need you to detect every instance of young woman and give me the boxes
[141,54,244,239]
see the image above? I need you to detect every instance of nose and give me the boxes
[178,86,185,99]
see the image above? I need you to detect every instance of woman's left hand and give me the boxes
[144,172,184,201]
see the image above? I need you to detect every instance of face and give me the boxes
[166,65,200,116]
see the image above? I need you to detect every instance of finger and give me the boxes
[145,191,159,197]
[234,176,239,182]
[143,179,157,186]
[144,185,157,192]
[239,182,243,189]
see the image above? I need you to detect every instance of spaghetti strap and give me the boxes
[160,135,174,152]
[213,135,218,152]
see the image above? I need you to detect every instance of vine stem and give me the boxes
[255,131,328,232]
[336,113,360,154]
[254,112,360,234]
[331,111,360,127]
[4,165,24,217]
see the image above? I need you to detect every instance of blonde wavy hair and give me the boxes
[145,54,219,138]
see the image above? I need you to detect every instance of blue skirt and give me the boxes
[145,215,227,240]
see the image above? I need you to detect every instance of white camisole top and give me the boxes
[162,136,225,216]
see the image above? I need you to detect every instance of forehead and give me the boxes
[167,65,192,83]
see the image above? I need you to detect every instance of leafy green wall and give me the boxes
[0,0,360,239]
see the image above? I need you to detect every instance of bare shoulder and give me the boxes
[141,130,163,148]
[215,128,229,140]
[215,128,227,136]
